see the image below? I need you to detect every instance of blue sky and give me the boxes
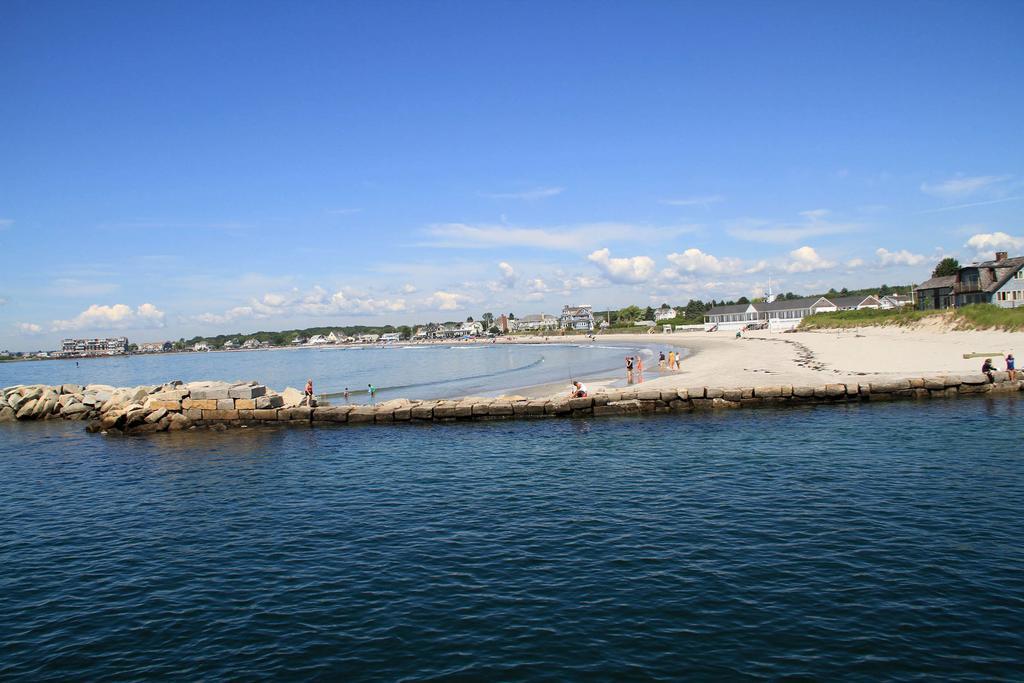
[2,1,1022,350]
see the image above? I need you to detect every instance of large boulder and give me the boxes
[0,406,15,422]
[60,384,84,395]
[15,399,38,420]
[280,387,305,407]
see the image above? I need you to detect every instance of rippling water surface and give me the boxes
[0,343,663,400]
[2,397,1023,680]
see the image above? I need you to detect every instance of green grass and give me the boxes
[799,304,1024,331]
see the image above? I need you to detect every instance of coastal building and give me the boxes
[513,314,558,332]
[306,335,329,345]
[953,252,1024,307]
[291,337,307,345]
[61,337,130,357]
[242,338,262,349]
[326,331,342,344]
[380,332,401,343]
[915,276,955,310]
[704,297,836,331]
[357,334,379,343]
[458,321,484,336]
[222,339,239,350]
[914,252,1024,309]
[880,294,914,309]
[560,304,595,331]
[193,342,210,352]
[138,341,171,353]
[829,295,883,311]
[497,314,510,333]
[654,306,678,321]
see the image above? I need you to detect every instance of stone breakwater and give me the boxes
[1,375,1022,435]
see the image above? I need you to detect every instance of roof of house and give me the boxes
[915,275,956,290]
[829,295,882,308]
[705,303,752,316]
[756,296,831,312]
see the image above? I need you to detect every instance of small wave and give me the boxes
[321,357,545,398]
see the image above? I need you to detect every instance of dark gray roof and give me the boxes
[830,295,881,308]
[706,303,753,315]
[755,296,830,312]
[974,255,1024,269]
[916,275,955,290]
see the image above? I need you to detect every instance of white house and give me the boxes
[513,314,559,332]
[193,342,210,352]
[458,321,484,336]
[357,334,379,343]
[326,331,342,344]
[654,306,678,321]
[828,295,882,311]
[242,338,261,349]
[880,294,914,309]
[560,304,595,331]
[380,332,402,343]
[704,296,836,331]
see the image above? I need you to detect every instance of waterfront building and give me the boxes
[560,304,595,331]
[380,332,402,343]
[497,314,510,333]
[704,297,836,331]
[138,341,171,353]
[193,342,210,352]
[513,314,558,332]
[829,295,883,311]
[242,338,261,349]
[654,305,678,321]
[880,294,914,309]
[61,337,130,356]
[915,252,1024,309]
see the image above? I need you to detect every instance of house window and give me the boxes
[1015,270,1023,280]
[997,292,1008,301]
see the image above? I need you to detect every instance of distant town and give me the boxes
[5,251,1022,361]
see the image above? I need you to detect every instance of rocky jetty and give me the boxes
[1,374,1021,436]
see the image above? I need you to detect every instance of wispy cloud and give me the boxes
[920,174,1011,199]
[425,290,475,311]
[480,186,564,201]
[422,221,696,251]
[658,194,724,208]
[0,218,13,229]
[326,208,362,215]
[916,196,1021,214]
[727,213,858,244]
[16,322,42,334]
[194,285,408,324]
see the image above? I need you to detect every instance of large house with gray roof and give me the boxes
[915,251,1024,310]
[703,296,840,331]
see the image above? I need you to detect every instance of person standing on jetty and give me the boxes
[304,378,314,406]
[636,355,644,383]
[368,384,376,403]
[625,356,634,384]
[343,387,350,402]
[1007,354,1016,381]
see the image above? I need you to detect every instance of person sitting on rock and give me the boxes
[571,380,588,398]
[981,358,996,383]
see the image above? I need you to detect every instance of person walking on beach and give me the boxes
[667,350,675,371]
[658,351,666,370]
[636,356,644,383]
[625,356,634,384]
[304,378,314,406]
[368,383,376,403]
[1006,354,1016,381]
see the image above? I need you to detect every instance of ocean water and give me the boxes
[1,396,1022,680]
[0,343,666,400]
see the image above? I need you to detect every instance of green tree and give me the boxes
[736,296,750,304]
[481,312,494,329]
[643,306,655,320]
[618,305,642,322]
[932,257,960,278]
[466,316,474,323]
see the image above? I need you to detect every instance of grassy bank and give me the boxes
[799,304,1024,332]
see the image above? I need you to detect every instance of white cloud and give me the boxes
[799,209,830,220]
[965,231,1024,258]
[195,286,408,324]
[846,258,866,268]
[480,186,564,201]
[587,248,656,284]
[666,248,742,274]
[659,194,724,207]
[920,174,1011,199]
[425,290,472,311]
[326,208,362,215]
[916,196,1020,214]
[401,283,418,294]
[423,221,695,251]
[876,248,926,267]
[784,246,835,273]
[50,303,166,331]
[497,261,517,287]
[16,322,42,334]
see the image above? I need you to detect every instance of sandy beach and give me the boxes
[505,326,1020,399]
